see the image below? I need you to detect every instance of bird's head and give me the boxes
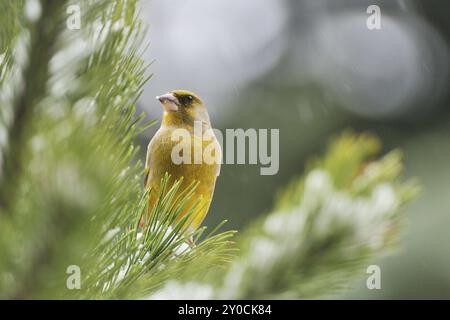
[156,90,211,128]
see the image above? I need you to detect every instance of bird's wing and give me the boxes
[144,166,150,187]
[144,141,152,187]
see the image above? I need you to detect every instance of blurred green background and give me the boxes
[137,0,450,298]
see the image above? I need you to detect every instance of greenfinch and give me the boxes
[144,90,221,232]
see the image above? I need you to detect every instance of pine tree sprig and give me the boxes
[0,0,157,299]
[0,0,69,213]
[77,173,236,299]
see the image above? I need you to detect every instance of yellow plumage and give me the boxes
[144,90,221,231]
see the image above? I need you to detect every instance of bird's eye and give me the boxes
[177,94,195,106]
[181,95,193,105]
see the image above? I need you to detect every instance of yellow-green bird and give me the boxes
[144,90,221,232]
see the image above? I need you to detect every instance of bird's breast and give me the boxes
[147,127,221,193]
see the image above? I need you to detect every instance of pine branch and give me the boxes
[76,174,236,299]
[0,0,145,298]
[0,0,68,214]
[0,1,21,85]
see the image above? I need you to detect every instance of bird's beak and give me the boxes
[156,93,180,112]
